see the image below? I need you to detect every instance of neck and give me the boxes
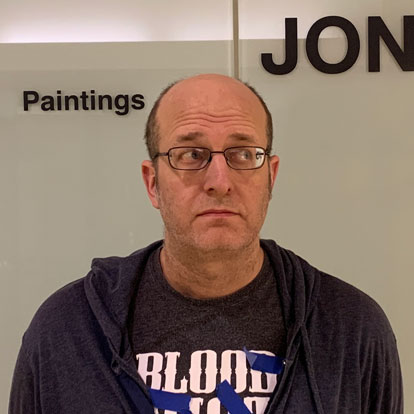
[160,239,264,299]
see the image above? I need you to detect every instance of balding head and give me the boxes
[144,74,273,160]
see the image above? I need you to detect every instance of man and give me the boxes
[9,74,402,413]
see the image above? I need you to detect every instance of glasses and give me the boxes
[153,146,270,170]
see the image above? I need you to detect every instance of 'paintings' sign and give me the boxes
[23,90,145,116]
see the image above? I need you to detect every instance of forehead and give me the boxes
[156,76,267,146]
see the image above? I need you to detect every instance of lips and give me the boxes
[197,209,239,217]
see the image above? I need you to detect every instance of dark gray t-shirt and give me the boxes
[128,247,286,414]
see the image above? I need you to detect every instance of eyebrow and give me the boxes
[175,132,257,144]
[175,132,204,143]
[228,133,256,143]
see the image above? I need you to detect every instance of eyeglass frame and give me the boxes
[152,146,271,171]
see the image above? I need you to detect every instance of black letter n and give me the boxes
[368,16,414,72]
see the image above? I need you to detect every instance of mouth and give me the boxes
[197,209,239,218]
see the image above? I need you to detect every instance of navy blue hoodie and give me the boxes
[9,240,403,413]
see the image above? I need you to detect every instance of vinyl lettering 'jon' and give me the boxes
[262,15,414,74]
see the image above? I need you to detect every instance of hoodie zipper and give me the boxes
[264,329,302,413]
[111,348,155,414]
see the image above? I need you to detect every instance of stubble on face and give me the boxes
[153,167,274,260]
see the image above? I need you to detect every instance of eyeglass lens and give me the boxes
[168,147,266,170]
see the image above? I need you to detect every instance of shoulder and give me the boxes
[22,278,91,353]
[297,251,395,340]
[261,239,395,338]
[316,271,395,339]
[29,277,87,326]
[22,240,163,357]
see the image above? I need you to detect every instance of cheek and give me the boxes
[157,179,197,214]
[244,172,271,199]
[244,179,272,219]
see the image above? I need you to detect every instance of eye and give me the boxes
[177,148,205,162]
[182,149,203,160]
[224,147,266,169]
[170,147,209,168]
[239,149,253,160]
[231,148,255,161]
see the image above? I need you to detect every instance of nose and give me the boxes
[202,152,233,197]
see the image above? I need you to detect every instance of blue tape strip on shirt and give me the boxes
[216,380,252,414]
[149,388,191,413]
[243,347,285,374]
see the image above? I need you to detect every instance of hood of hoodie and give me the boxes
[83,239,321,362]
[84,240,163,360]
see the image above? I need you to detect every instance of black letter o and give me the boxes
[306,16,360,74]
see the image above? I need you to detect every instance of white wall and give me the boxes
[0,0,232,42]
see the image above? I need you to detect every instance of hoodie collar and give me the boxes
[84,240,163,355]
[84,239,321,359]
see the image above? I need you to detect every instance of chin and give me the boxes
[191,231,257,253]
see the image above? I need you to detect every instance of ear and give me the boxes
[141,160,160,209]
[268,155,280,192]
